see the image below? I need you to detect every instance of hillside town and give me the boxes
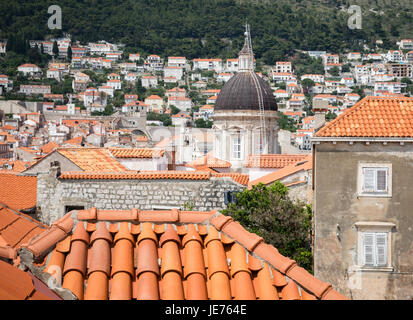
[1,26,413,302]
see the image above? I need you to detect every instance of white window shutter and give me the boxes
[375,233,388,266]
[363,233,375,266]
[363,168,375,192]
[376,169,388,192]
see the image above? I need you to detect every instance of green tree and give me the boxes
[301,78,315,92]
[277,112,297,132]
[67,46,72,61]
[52,41,59,58]
[221,182,313,273]
[195,118,212,128]
[170,105,181,115]
[325,111,337,122]
[328,66,340,77]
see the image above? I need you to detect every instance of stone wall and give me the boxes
[36,168,244,224]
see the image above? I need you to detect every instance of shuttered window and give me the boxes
[362,232,388,267]
[362,167,389,193]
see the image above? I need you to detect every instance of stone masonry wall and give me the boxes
[36,169,244,224]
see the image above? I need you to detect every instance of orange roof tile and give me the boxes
[246,154,308,168]
[62,136,84,146]
[57,148,127,172]
[58,171,211,181]
[41,141,60,154]
[0,260,61,300]
[0,174,37,211]
[109,148,165,159]
[19,208,347,300]
[0,160,31,173]
[315,96,413,138]
[0,203,48,261]
[249,155,312,188]
[210,172,249,186]
[185,153,232,169]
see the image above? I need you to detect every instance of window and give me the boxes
[254,132,264,154]
[362,232,387,267]
[358,163,392,197]
[362,167,388,193]
[65,205,84,213]
[354,221,395,272]
[224,191,238,205]
[232,134,241,160]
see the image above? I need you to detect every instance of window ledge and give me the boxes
[350,265,394,273]
[357,193,392,198]
[355,221,396,232]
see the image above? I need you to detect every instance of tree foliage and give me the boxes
[1,0,411,61]
[194,118,212,128]
[277,112,297,132]
[221,181,313,273]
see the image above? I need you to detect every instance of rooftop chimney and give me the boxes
[313,99,329,131]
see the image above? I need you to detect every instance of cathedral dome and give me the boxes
[215,72,278,111]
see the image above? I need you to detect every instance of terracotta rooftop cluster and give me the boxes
[15,208,347,300]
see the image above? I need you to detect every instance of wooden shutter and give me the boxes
[375,233,388,266]
[376,169,388,192]
[363,168,375,192]
[363,233,375,266]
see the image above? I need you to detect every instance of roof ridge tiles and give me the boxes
[75,208,217,225]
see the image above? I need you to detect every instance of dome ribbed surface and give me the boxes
[215,72,277,111]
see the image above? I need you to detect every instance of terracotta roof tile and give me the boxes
[22,209,346,300]
[0,174,37,211]
[0,260,60,300]
[0,204,48,261]
[315,96,413,138]
[211,172,249,186]
[185,153,232,169]
[248,155,312,188]
[57,148,127,172]
[246,154,308,168]
[109,148,165,158]
[59,171,211,181]
[41,141,60,154]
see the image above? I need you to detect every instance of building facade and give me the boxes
[312,96,413,300]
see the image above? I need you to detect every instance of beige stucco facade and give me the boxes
[313,141,413,299]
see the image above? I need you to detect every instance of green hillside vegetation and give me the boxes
[0,0,412,64]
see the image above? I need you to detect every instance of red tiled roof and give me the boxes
[146,95,162,100]
[3,125,17,131]
[19,208,347,300]
[57,148,127,172]
[41,141,60,154]
[109,148,165,159]
[246,154,308,169]
[0,174,37,211]
[62,136,84,146]
[211,172,249,186]
[0,260,61,300]
[0,160,31,173]
[248,155,312,188]
[61,119,98,127]
[0,203,47,261]
[59,171,211,181]
[315,96,413,138]
[185,154,232,169]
